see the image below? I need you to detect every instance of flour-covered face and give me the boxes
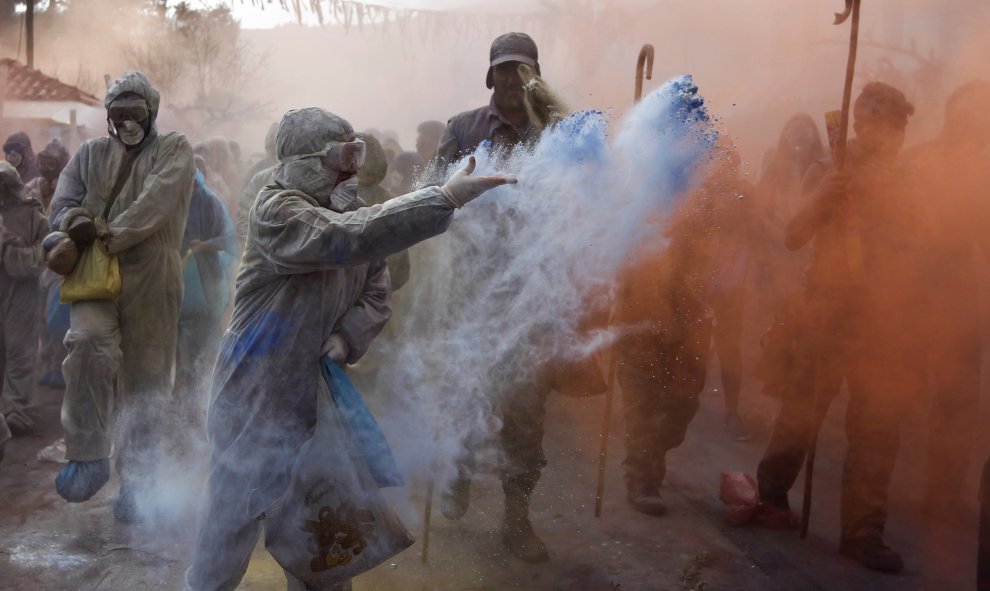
[114,120,146,147]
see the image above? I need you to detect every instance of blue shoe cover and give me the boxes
[55,459,110,502]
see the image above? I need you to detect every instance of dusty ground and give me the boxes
[0,368,983,591]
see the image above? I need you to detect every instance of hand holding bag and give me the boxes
[59,152,137,304]
[60,237,120,303]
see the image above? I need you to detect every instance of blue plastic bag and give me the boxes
[320,357,403,488]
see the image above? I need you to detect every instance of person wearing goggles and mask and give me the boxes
[185,107,515,591]
[47,72,195,522]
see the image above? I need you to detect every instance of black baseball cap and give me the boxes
[486,32,540,89]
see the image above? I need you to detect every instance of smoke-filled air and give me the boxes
[0,1,989,591]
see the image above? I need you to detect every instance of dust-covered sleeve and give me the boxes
[254,186,455,275]
[2,205,49,278]
[335,259,392,364]
[106,135,196,255]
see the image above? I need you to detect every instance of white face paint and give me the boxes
[5,151,22,168]
[115,120,145,147]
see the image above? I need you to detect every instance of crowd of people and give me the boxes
[0,28,987,591]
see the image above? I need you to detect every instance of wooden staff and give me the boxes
[421,477,434,562]
[801,0,862,541]
[594,345,620,518]
[634,44,655,103]
[596,44,656,519]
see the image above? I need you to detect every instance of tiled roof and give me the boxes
[0,58,100,106]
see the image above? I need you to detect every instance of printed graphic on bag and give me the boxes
[304,501,377,572]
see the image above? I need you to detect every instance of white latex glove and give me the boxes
[440,156,517,208]
[322,333,350,364]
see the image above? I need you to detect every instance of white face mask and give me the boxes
[112,120,145,147]
[5,151,22,169]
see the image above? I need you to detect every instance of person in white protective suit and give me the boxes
[47,71,195,521]
[184,107,515,591]
[0,161,48,437]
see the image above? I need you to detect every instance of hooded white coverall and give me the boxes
[49,72,195,488]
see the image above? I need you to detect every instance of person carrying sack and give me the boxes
[46,71,195,523]
[184,107,515,591]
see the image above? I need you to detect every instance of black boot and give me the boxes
[839,536,904,574]
[502,478,549,563]
[502,498,550,563]
[626,481,667,517]
[440,474,471,521]
[113,485,141,524]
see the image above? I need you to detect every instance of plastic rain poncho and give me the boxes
[187,108,456,591]
[49,72,195,480]
[175,170,238,416]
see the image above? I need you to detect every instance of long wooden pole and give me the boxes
[25,0,34,69]
[594,349,618,518]
[801,0,861,541]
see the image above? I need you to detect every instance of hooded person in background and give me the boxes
[193,139,236,220]
[753,115,828,325]
[416,120,445,166]
[0,162,49,435]
[27,138,72,389]
[238,122,280,247]
[356,133,410,290]
[754,82,922,574]
[3,132,40,185]
[174,169,238,425]
[26,138,71,214]
[909,80,990,522]
[758,115,828,233]
[184,107,515,591]
[48,71,195,521]
[246,122,279,181]
[388,151,424,196]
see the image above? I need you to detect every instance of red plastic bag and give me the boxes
[720,472,759,526]
[720,471,800,529]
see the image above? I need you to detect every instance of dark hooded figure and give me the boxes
[3,132,41,185]
[758,114,827,228]
[27,138,73,390]
[26,138,71,214]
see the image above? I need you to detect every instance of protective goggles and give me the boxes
[107,99,150,126]
[285,139,366,174]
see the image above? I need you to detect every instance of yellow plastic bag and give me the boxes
[60,239,121,303]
